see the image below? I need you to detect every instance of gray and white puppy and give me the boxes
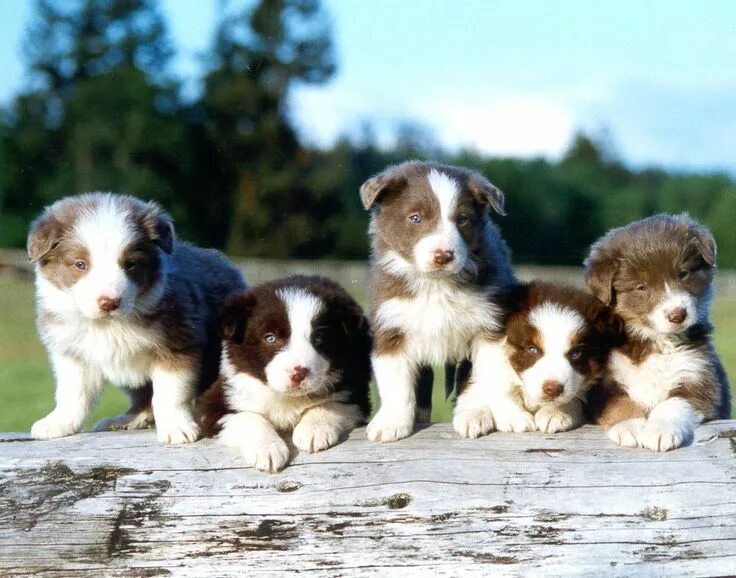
[28,193,246,444]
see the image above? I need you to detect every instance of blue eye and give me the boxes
[264,334,277,344]
[312,331,324,345]
[569,348,583,360]
[527,346,540,355]
[74,260,87,271]
[409,214,422,224]
[456,215,470,226]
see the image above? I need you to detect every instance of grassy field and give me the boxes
[1,274,734,432]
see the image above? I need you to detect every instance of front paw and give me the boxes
[493,407,535,433]
[535,406,579,434]
[155,410,200,444]
[31,412,81,440]
[366,409,414,442]
[293,421,342,453]
[243,438,291,473]
[607,418,646,448]
[453,408,494,439]
[639,420,691,452]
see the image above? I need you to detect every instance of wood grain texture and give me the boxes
[1,422,735,577]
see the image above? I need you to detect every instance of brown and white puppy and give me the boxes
[361,160,516,442]
[585,213,731,451]
[454,282,622,437]
[28,193,246,444]
[197,275,372,473]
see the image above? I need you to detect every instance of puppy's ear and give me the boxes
[691,228,717,266]
[584,247,618,306]
[467,173,506,216]
[589,300,625,347]
[220,292,256,344]
[359,171,408,209]
[142,201,175,254]
[27,212,62,263]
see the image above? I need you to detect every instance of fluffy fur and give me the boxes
[584,213,730,451]
[28,193,246,444]
[197,275,372,473]
[361,161,516,442]
[454,282,622,437]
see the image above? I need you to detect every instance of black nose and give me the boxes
[433,249,455,265]
[542,380,564,399]
[98,296,120,312]
[667,307,687,325]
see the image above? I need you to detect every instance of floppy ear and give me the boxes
[584,247,618,306]
[589,300,626,347]
[27,213,62,263]
[141,201,175,254]
[220,292,256,344]
[467,173,506,216]
[691,228,717,266]
[359,171,408,210]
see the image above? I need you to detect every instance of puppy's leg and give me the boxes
[595,391,647,448]
[639,397,702,452]
[31,353,102,439]
[219,412,290,473]
[92,384,154,432]
[367,352,417,442]
[453,378,495,439]
[415,366,434,423]
[535,399,584,434]
[293,402,363,453]
[472,339,535,433]
[151,362,200,444]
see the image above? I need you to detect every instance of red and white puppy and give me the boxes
[198,276,372,473]
[454,282,622,437]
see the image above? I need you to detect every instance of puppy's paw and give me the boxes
[93,408,154,432]
[415,406,432,424]
[493,408,536,433]
[535,406,579,434]
[293,421,341,453]
[453,408,494,439]
[155,411,200,444]
[243,438,291,473]
[639,420,691,452]
[31,412,80,440]
[607,418,646,448]
[366,409,414,443]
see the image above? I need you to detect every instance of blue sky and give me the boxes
[2,0,735,173]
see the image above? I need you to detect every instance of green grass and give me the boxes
[1,274,734,432]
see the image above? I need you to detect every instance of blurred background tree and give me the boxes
[1,0,735,266]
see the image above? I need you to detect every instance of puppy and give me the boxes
[585,213,731,451]
[197,275,372,473]
[360,160,516,442]
[28,193,246,443]
[454,282,622,437]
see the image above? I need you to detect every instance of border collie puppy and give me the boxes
[360,161,516,442]
[584,214,730,451]
[454,282,622,437]
[28,193,246,444]
[197,275,372,473]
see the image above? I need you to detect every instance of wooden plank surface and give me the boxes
[1,422,735,577]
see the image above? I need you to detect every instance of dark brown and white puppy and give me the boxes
[454,282,622,437]
[28,193,246,444]
[585,213,730,451]
[197,275,371,473]
[361,160,516,442]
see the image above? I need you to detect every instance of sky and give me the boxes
[1,0,735,173]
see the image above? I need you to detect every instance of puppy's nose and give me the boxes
[97,296,120,312]
[667,307,687,325]
[542,380,564,399]
[289,366,310,386]
[433,249,455,265]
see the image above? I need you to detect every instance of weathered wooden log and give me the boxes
[1,422,735,577]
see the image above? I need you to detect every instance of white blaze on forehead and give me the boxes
[73,196,137,261]
[427,169,460,222]
[277,288,324,343]
[529,302,585,353]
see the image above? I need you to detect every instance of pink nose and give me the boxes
[433,249,455,266]
[98,296,120,312]
[289,366,310,387]
[667,307,687,324]
[542,380,564,399]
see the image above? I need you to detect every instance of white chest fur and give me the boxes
[609,345,708,410]
[375,279,500,364]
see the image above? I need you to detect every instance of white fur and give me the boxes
[638,397,702,452]
[292,402,362,453]
[648,284,697,335]
[367,353,418,442]
[520,303,586,407]
[608,417,646,448]
[609,345,709,411]
[218,412,291,473]
[150,364,199,444]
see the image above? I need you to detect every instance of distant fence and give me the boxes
[3,249,736,298]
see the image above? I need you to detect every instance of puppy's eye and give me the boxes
[678,270,690,280]
[456,215,470,226]
[408,213,422,224]
[568,348,583,360]
[636,284,648,292]
[527,346,540,355]
[312,330,324,345]
[74,260,87,271]
[123,260,137,271]
[264,333,278,344]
